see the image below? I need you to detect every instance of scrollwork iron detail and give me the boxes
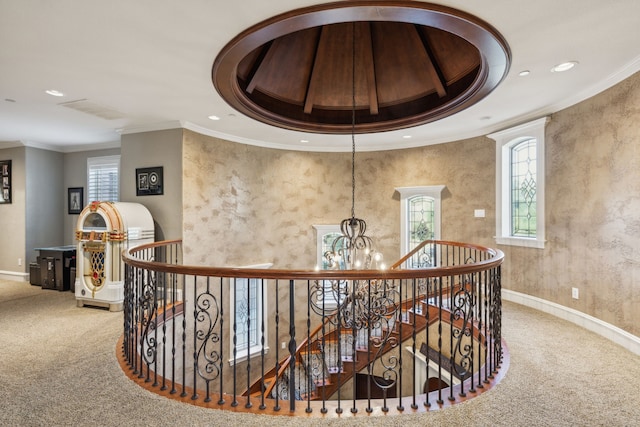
[140,271,157,366]
[450,269,476,381]
[194,291,221,383]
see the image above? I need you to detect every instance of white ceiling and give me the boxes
[1,0,639,153]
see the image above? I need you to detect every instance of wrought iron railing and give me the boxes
[120,240,504,417]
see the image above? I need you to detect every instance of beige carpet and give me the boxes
[1,279,639,427]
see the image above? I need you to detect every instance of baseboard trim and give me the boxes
[502,289,640,356]
[0,270,29,282]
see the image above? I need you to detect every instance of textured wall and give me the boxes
[182,129,497,387]
[182,131,495,269]
[500,72,640,336]
[182,70,640,339]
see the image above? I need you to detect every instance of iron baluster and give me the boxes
[273,280,280,411]
[260,278,266,410]
[231,278,238,407]
[437,275,444,405]
[218,277,225,405]
[245,277,252,409]
[305,279,312,413]
[288,279,296,412]
[397,278,404,412]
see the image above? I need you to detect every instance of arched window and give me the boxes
[313,225,342,307]
[408,195,436,248]
[510,138,537,238]
[396,186,446,267]
[490,117,547,248]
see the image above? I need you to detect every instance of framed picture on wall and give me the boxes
[68,187,84,214]
[0,160,11,204]
[136,166,163,196]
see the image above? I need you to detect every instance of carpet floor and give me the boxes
[1,279,639,426]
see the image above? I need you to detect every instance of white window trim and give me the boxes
[228,262,272,366]
[396,185,446,258]
[313,225,341,309]
[87,155,120,202]
[313,225,341,269]
[489,117,548,249]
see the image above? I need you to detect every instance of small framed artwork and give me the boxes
[0,160,11,204]
[68,187,84,214]
[136,166,163,196]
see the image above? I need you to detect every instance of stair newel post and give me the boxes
[288,279,296,412]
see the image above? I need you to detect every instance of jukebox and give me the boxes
[75,201,154,311]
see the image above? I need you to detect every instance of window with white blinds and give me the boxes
[87,155,120,203]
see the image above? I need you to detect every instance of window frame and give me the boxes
[86,155,120,203]
[396,185,446,258]
[228,263,272,366]
[313,225,342,309]
[489,117,548,249]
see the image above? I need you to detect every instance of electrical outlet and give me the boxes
[281,341,286,349]
[18,258,22,266]
[571,287,579,300]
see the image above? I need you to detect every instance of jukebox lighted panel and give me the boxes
[75,201,154,311]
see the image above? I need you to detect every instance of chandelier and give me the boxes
[324,23,383,272]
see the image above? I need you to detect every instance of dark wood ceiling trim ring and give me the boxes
[212,1,511,135]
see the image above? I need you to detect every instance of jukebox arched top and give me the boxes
[75,201,155,311]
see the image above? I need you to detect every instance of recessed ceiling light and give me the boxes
[45,89,64,97]
[5,98,16,103]
[402,135,412,139]
[208,115,220,121]
[551,61,578,73]
[518,70,530,77]
[480,116,492,121]
[300,139,309,143]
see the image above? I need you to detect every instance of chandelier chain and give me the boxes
[351,21,356,220]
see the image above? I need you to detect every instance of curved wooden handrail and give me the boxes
[123,239,504,280]
[120,239,505,417]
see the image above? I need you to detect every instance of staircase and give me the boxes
[243,292,456,402]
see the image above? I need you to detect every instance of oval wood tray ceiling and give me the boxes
[212,1,511,135]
